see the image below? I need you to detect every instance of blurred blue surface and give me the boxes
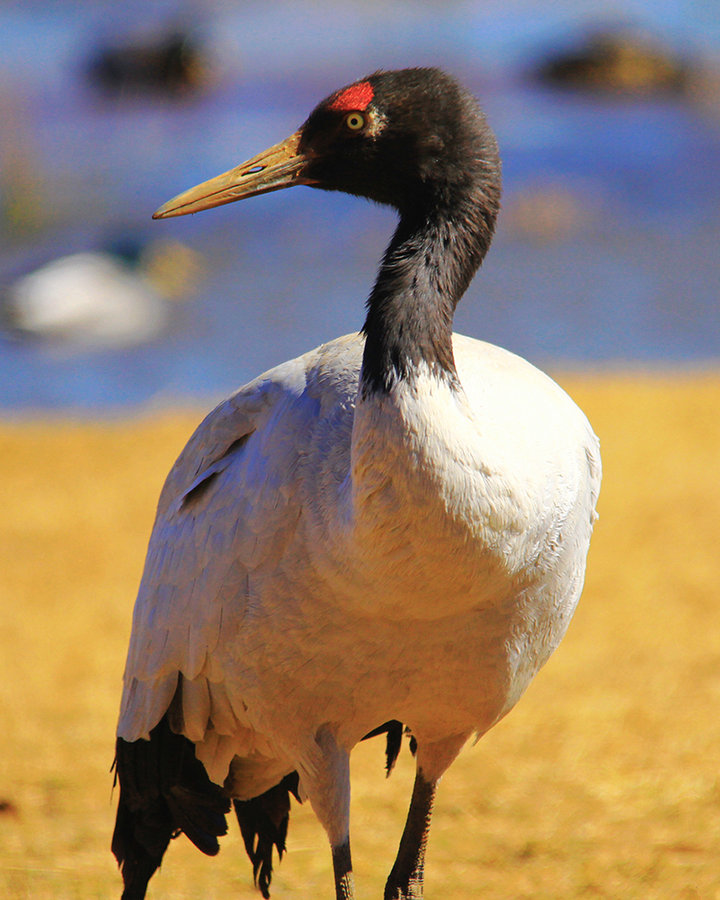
[0,0,719,411]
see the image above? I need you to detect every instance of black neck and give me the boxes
[360,190,498,396]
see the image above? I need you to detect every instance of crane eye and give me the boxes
[344,112,365,132]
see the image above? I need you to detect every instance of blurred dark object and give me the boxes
[536,28,690,96]
[87,30,210,97]
[0,799,19,817]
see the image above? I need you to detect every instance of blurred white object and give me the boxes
[3,240,200,348]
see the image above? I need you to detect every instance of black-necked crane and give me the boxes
[112,67,601,900]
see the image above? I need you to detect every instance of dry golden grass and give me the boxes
[1,372,720,899]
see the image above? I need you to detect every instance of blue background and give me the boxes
[1,0,718,410]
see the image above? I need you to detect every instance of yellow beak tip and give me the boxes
[152,202,180,220]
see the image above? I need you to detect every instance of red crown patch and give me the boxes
[328,81,375,112]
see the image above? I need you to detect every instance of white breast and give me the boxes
[305,335,598,617]
[279,334,601,742]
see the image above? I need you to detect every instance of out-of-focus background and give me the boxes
[2,2,720,899]
[0,0,718,407]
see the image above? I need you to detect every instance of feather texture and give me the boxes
[118,332,600,795]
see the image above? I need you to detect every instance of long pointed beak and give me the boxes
[153,130,315,219]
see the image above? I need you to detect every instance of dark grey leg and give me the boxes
[384,769,436,900]
[332,838,355,900]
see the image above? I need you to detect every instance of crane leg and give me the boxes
[301,725,355,900]
[384,733,468,900]
[383,769,435,900]
[331,838,354,900]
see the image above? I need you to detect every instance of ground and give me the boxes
[1,371,719,899]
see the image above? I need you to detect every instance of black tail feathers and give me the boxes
[112,717,412,899]
[234,772,301,899]
[362,719,416,775]
[112,716,230,900]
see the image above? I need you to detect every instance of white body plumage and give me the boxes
[118,331,600,801]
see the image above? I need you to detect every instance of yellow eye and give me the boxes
[345,112,365,132]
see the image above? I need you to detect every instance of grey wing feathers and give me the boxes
[116,339,363,744]
[117,374,301,742]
